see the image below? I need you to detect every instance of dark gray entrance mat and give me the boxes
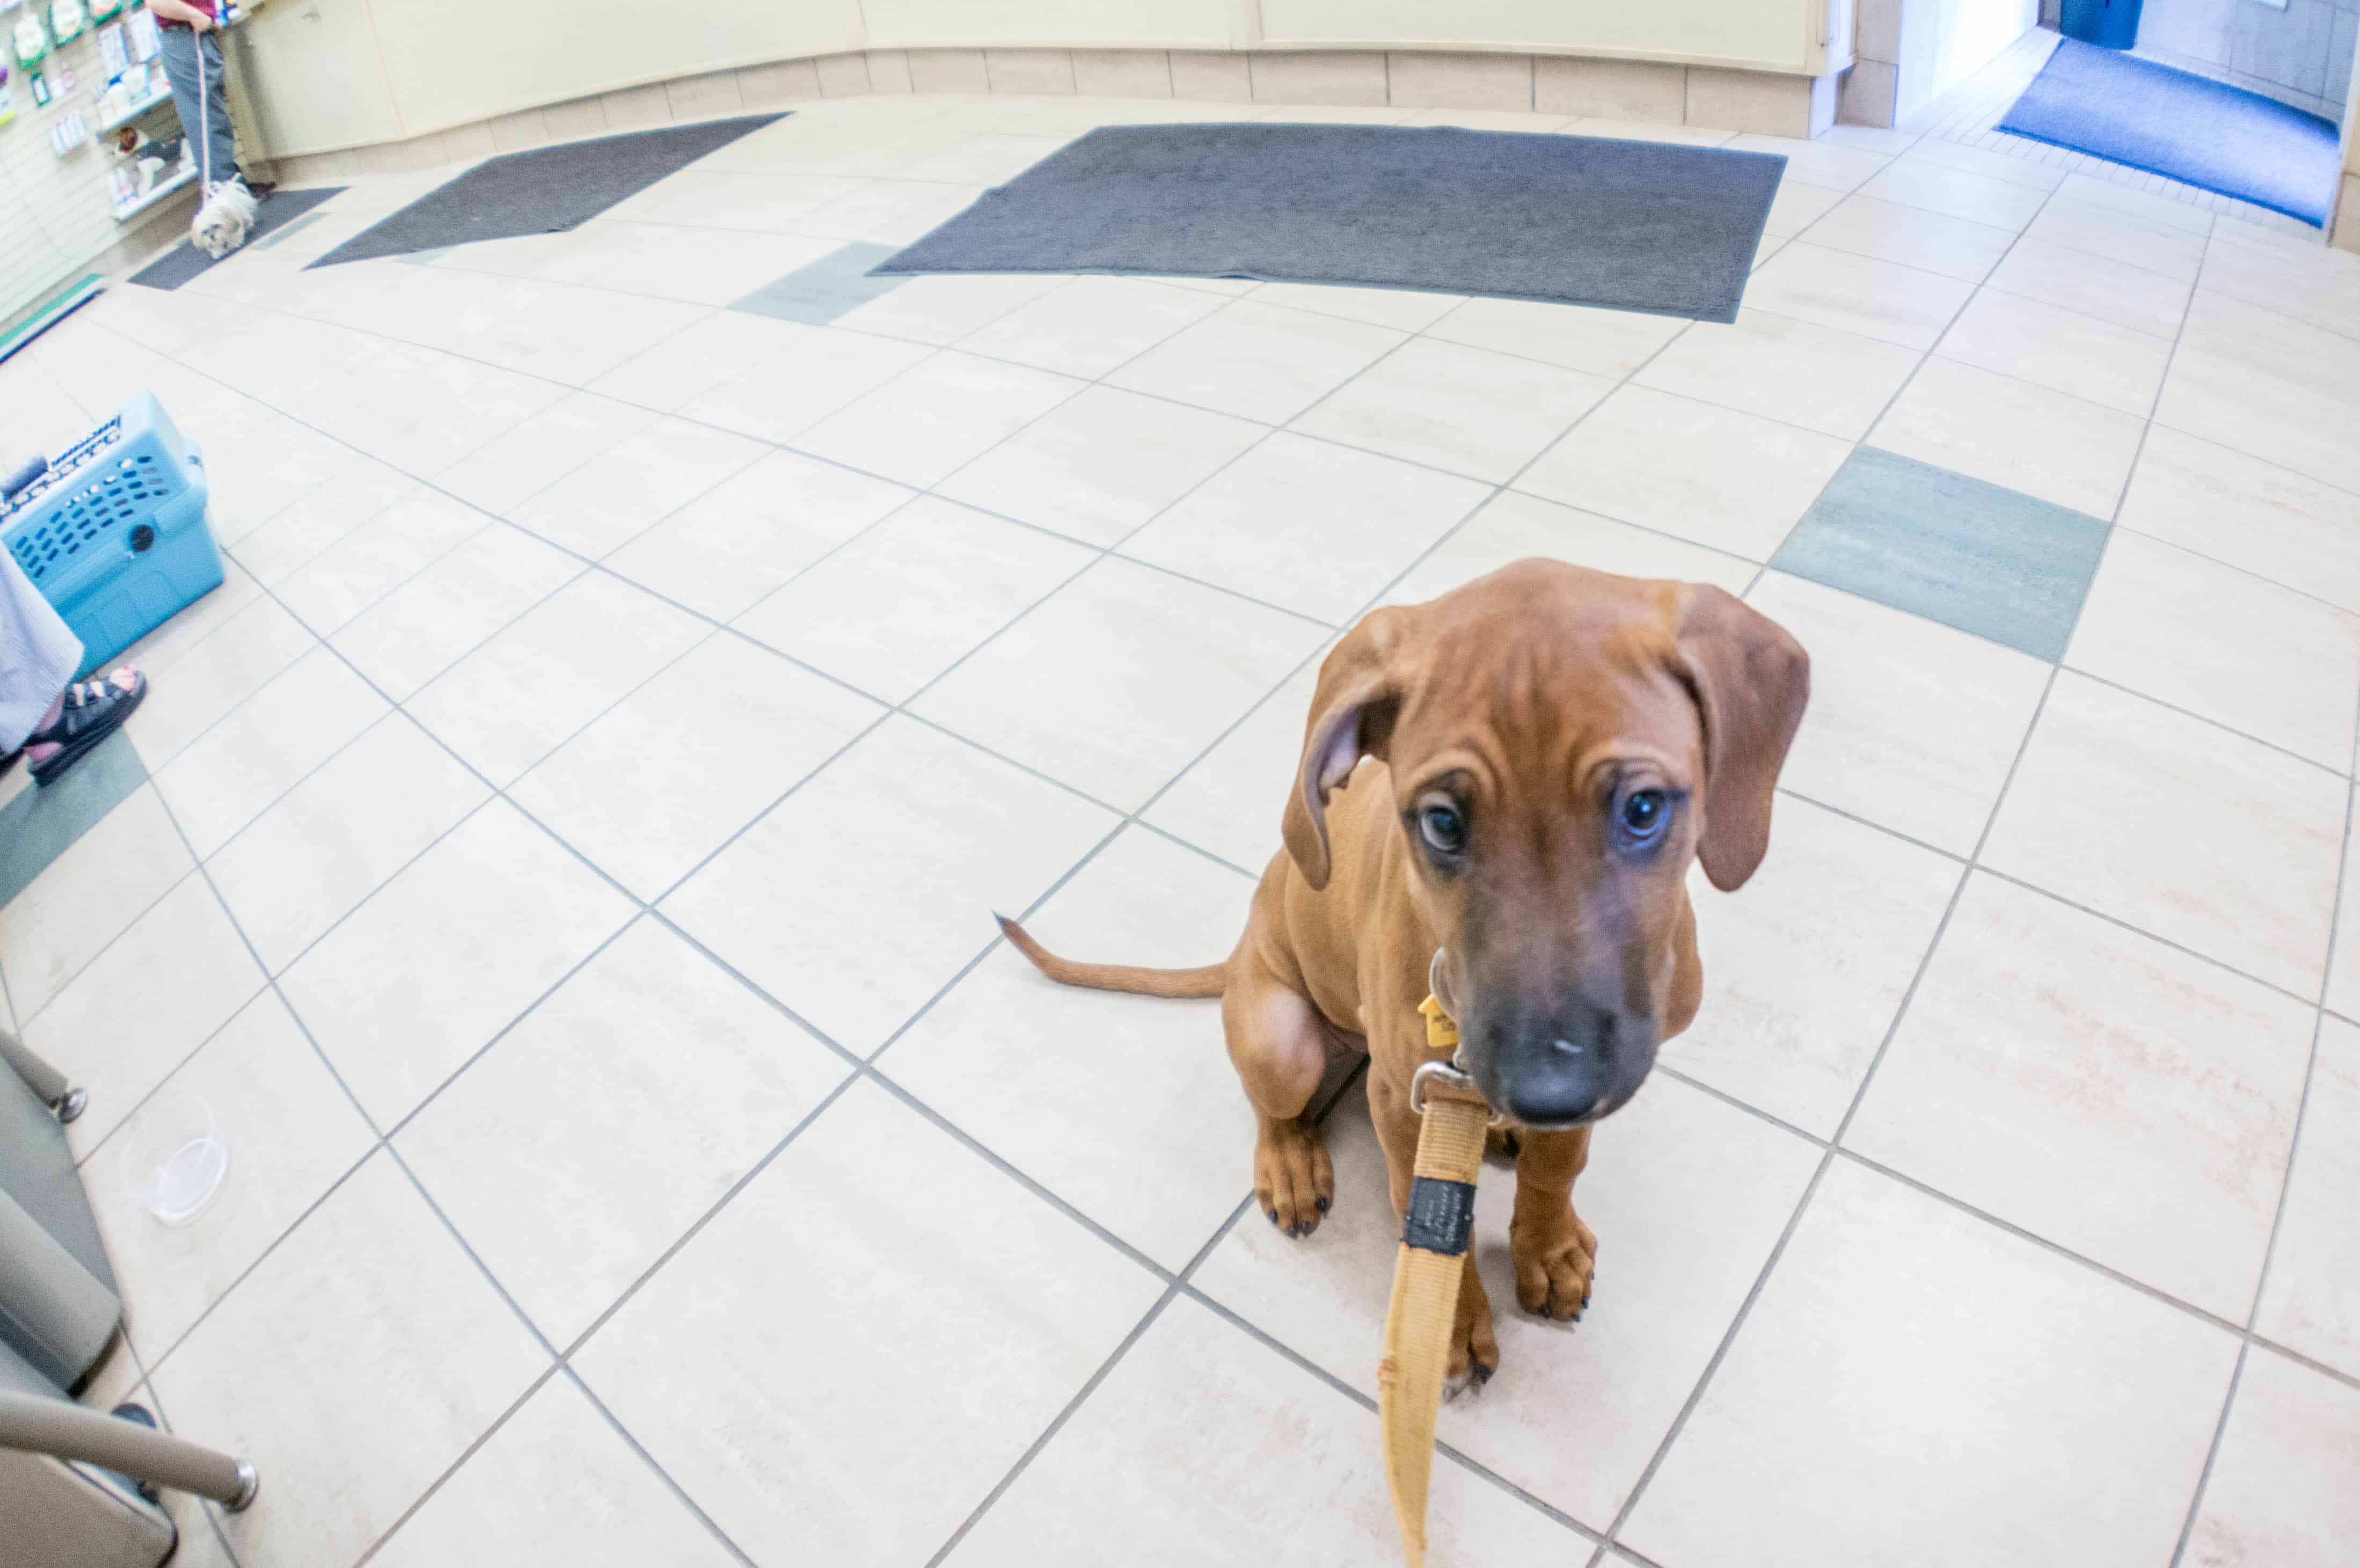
[309,114,787,269]
[874,124,1787,323]
[130,186,346,290]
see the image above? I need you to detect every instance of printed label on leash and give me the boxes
[1400,1176,1477,1256]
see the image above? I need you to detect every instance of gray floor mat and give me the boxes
[874,123,1787,323]
[130,186,346,290]
[309,115,786,269]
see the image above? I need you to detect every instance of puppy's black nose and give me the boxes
[1503,1043,1603,1126]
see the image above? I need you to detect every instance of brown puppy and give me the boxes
[1003,559,1809,1382]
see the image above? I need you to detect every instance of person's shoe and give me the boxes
[25,668,145,787]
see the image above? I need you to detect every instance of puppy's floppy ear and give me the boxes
[1671,584,1810,892]
[1282,606,1414,892]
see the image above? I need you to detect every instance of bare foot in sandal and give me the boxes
[24,666,147,787]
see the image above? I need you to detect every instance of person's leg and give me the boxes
[0,544,144,786]
[0,549,83,753]
[196,33,241,186]
[155,26,207,178]
[156,26,239,188]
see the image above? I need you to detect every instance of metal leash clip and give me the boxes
[1408,950,1501,1123]
[1407,1057,1480,1115]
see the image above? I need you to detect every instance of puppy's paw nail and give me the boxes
[1315,1196,1331,1213]
[1267,1209,1279,1225]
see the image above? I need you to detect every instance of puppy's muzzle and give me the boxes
[1470,1007,1655,1130]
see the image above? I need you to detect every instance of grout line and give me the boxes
[2165,654,2360,1564]
[1180,1283,1615,1546]
[1643,1075,2360,1400]
[139,173,2233,513]
[105,1337,253,1568]
[1599,618,2069,1548]
[1590,1148,1828,1547]
[2055,664,2352,780]
[121,785,777,1567]
[554,1361,767,1568]
[2106,517,2360,622]
[11,856,208,1037]
[73,190,1704,1166]
[2167,1340,2255,1568]
[1969,862,2329,1013]
[364,1142,769,1568]
[1646,1060,1827,1146]
[1773,784,1969,863]
[35,97,2360,1564]
[915,1196,1252,1568]
[343,1364,572,1568]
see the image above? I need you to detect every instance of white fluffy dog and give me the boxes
[191,179,258,261]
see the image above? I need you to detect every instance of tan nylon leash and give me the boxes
[1377,978,1493,1568]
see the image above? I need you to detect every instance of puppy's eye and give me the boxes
[1419,804,1466,855]
[1619,789,1669,844]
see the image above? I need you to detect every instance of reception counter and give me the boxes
[232,0,1858,165]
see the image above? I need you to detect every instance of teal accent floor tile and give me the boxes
[0,733,149,914]
[1771,446,2110,661]
[732,241,907,324]
[253,208,333,252]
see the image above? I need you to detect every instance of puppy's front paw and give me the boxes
[1512,1207,1597,1322]
[1253,1115,1334,1238]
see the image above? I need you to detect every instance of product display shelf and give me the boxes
[97,82,174,134]
[111,161,194,223]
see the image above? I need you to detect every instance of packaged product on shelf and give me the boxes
[13,9,48,66]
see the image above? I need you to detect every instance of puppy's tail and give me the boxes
[995,914,1226,998]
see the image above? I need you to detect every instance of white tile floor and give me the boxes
[2,88,2358,1568]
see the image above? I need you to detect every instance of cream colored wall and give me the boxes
[861,0,1230,49]
[237,0,1843,159]
[1892,0,2038,125]
[374,0,866,131]
[1259,0,1829,72]
[236,0,864,158]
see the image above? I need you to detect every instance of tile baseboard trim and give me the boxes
[262,48,1838,187]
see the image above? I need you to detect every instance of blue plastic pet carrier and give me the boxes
[1,393,222,679]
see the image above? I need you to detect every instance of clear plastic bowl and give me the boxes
[122,1100,230,1226]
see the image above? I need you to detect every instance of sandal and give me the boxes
[26,668,147,787]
